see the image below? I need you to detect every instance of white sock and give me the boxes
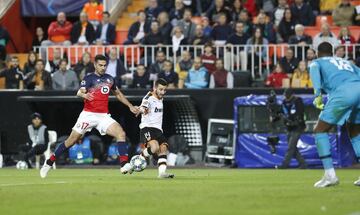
[158,164,167,175]
[325,168,336,178]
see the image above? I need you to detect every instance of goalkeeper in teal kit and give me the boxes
[309,42,360,188]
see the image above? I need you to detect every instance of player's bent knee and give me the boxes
[159,144,168,154]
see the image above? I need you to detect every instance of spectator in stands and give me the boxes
[209,59,233,88]
[95,11,116,45]
[211,13,233,45]
[254,11,277,43]
[272,0,289,27]
[196,0,215,16]
[280,48,299,75]
[131,64,151,88]
[305,48,316,66]
[0,56,23,90]
[23,51,38,76]
[313,23,340,50]
[170,0,185,26]
[238,9,253,39]
[142,21,166,62]
[201,44,217,75]
[230,0,243,22]
[105,48,127,87]
[201,16,213,37]
[332,0,355,26]
[291,60,312,88]
[256,0,276,16]
[0,25,9,61]
[73,52,95,80]
[148,50,166,79]
[190,25,212,45]
[158,12,172,44]
[25,59,52,90]
[243,0,258,17]
[32,27,47,51]
[45,48,62,74]
[158,60,179,88]
[185,57,209,89]
[207,0,232,23]
[177,9,197,42]
[70,12,96,45]
[124,10,150,45]
[158,0,174,12]
[265,63,289,88]
[52,59,79,90]
[41,12,72,47]
[288,24,312,60]
[145,0,163,22]
[338,26,356,55]
[171,26,187,57]
[335,45,346,58]
[245,27,269,77]
[176,50,193,88]
[278,8,297,43]
[320,0,341,14]
[20,112,49,168]
[82,0,103,29]
[290,0,314,26]
[226,22,249,71]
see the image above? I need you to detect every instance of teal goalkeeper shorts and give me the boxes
[319,82,360,125]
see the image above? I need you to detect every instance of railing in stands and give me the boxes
[0,0,15,19]
[34,44,360,79]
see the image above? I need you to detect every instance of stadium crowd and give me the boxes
[0,0,360,90]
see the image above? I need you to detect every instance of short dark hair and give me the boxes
[11,56,18,60]
[35,59,45,65]
[318,42,333,57]
[155,78,168,87]
[59,58,68,64]
[95,54,107,62]
[103,11,110,17]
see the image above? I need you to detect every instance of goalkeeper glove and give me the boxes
[313,95,324,110]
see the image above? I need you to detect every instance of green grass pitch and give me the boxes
[0,168,359,215]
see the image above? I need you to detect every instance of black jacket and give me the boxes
[95,23,116,44]
[0,67,23,89]
[70,21,96,44]
[25,70,52,90]
[126,21,151,44]
[282,96,305,131]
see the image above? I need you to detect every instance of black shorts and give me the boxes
[140,127,167,146]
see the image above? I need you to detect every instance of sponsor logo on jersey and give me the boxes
[154,107,163,113]
[101,86,110,94]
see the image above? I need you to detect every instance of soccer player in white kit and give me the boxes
[138,78,174,178]
[40,55,139,178]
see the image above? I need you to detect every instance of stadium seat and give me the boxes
[316,16,333,27]
[304,26,320,38]
[115,30,129,44]
[351,0,360,6]
[0,77,4,89]
[330,26,341,37]
[35,130,57,169]
[349,26,360,40]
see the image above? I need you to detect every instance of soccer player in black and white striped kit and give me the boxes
[137,78,174,178]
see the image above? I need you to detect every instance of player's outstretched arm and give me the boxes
[77,88,94,101]
[113,88,139,115]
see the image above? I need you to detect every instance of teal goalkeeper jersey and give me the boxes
[309,57,360,95]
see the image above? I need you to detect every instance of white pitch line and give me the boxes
[0,181,68,187]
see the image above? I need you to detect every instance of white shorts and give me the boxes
[72,111,117,135]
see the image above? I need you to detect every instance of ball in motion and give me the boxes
[130,155,147,172]
[16,161,28,170]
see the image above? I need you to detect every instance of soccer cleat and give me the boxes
[354,177,360,186]
[120,163,134,174]
[314,175,339,188]
[40,163,51,178]
[158,172,175,179]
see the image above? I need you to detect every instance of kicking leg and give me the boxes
[141,140,160,159]
[346,123,360,186]
[313,120,339,188]
[157,143,174,179]
[105,122,132,174]
[40,130,82,178]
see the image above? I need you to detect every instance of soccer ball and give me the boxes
[16,161,28,170]
[130,155,147,172]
